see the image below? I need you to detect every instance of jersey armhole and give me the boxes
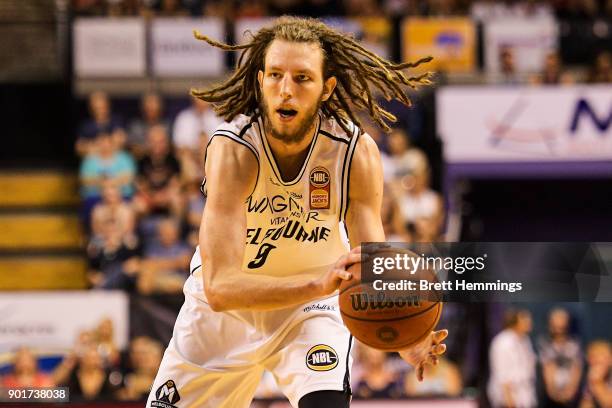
[200,130,260,199]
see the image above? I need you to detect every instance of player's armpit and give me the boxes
[345,133,386,245]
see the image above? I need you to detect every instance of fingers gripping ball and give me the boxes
[339,247,443,351]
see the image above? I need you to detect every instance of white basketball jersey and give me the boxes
[199,112,360,279]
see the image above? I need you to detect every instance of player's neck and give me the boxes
[265,120,318,180]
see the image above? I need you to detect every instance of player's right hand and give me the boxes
[315,246,363,296]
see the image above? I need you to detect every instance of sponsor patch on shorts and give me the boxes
[151,379,180,408]
[306,344,339,371]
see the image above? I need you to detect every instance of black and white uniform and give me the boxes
[147,112,361,408]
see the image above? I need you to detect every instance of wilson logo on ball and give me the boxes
[350,293,421,311]
[306,344,338,371]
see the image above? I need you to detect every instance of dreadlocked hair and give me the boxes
[191,16,433,136]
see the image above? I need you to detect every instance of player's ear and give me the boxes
[257,70,264,89]
[321,76,337,102]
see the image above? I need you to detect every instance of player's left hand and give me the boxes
[398,329,448,382]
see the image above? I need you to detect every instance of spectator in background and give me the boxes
[488,309,537,408]
[354,345,402,399]
[539,308,582,407]
[382,183,410,242]
[79,131,136,220]
[76,91,126,156]
[91,180,136,242]
[172,97,223,183]
[1,347,54,388]
[137,217,190,295]
[96,318,121,369]
[405,356,462,397]
[63,345,119,402]
[344,0,383,16]
[134,125,184,218]
[86,218,140,291]
[358,115,396,181]
[235,0,267,17]
[387,128,428,182]
[588,51,612,83]
[532,52,574,85]
[185,179,206,247]
[395,161,444,242]
[117,337,163,401]
[106,0,147,16]
[157,0,190,16]
[580,340,612,408]
[496,46,521,85]
[127,92,170,158]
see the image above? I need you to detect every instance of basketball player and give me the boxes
[147,16,448,408]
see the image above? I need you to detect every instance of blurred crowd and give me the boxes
[78,90,218,294]
[72,0,612,19]
[3,309,609,405]
[486,308,612,408]
[1,319,162,403]
[489,48,611,85]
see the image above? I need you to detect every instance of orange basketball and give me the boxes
[339,247,443,351]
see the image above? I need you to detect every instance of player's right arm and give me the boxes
[200,137,358,312]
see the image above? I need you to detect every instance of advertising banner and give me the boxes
[484,17,558,74]
[437,85,612,164]
[0,291,129,350]
[235,17,391,60]
[402,18,476,74]
[152,17,225,77]
[235,17,275,45]
[73,18,146,77]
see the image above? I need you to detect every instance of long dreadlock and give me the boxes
[191,16,432,136]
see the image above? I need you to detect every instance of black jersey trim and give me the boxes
[319,129,350,145]
[256,113,321,186]
[201,131,260,199]
[190,264,201,276]
[339,123,360,224]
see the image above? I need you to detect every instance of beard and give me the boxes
[261,95,322,144]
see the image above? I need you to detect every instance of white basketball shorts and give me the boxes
[146,267,353,408]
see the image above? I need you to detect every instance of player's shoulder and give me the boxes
[319,115,378,151]
[318,115,358,144]
[212,113,258,139]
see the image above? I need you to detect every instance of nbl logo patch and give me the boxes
[306,344,338,371]
[151,379,180,408]
[309,167,330,210]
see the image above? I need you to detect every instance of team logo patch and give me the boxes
[151,379,180,408]
[309,167,330,210]
[306,344,339,371]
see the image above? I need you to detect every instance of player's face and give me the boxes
[258,39,336,144]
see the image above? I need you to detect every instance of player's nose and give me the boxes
[279,74,293,99]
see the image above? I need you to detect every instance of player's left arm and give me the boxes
[345,132,448,382]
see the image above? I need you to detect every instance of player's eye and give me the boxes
[296,74,310,82]
[269,72,281,79]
